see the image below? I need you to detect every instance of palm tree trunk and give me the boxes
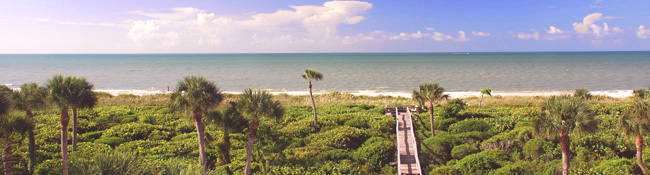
[60,107,70,175]
[26,110,36,175]
[220,129,231,165]
[72,108,77,153]
[637,134,647,174]
[3,142,13,175]
[309,82,317,127]
[479,94,483,107]
[244,118,259,175]
[560,133,570,175]
[429,102,435,137]
[193,108,207,173]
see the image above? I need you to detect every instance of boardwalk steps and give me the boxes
[386,105,422,175]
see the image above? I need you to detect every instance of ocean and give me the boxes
[1,52,649,93]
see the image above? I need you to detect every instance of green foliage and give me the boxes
[95,137,126,147]
[309,126,368,149]
[344,117,369,129]
[451,144,479,159]
[434,118,458,131]
[574,88,592,99]
[70,148,147,175]
[454,149,509,174]
[101,122,166,141]
[592,158,639,174]
[355,137,395,170]
[523,138,545,160]
[448,119,491,133]
[481,88,492,96]
[441,99,466,119]
[633,88,649,99]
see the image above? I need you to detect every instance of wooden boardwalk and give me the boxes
[387,105,422,175]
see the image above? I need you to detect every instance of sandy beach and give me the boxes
[94,89,636,98]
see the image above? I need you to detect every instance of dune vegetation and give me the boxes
[1,75,650,175]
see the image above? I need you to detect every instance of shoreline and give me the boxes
[92,89,635,98]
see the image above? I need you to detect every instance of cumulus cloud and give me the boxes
[517,31,539,40]
[471,31,492,37]
[119,1,376,51]
[544,26,570,40]
[572,12,622,37]
[455,31,469,42]
[389,29,469,42]
[638,25,650,39]
[389,31,430,40]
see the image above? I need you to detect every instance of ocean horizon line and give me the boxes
[1,50,650,55]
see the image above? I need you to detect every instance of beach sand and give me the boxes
[94,89,635,98]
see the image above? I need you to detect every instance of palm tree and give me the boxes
[65,77,97,153]
[533,96,599,175]
[0,113,32,175]
[0,85,11,116]
[11,83,47,174]
[46,74,81,175]
[302,69,323,127]
[170,76,224,172]
[412,83,448,137]
[479,88,491,107]
[634,88,649,99]
[205,102,246,174]
[618,99,650,174]
[238,88,284,175]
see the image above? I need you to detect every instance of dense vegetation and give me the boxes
[2,85,650,174]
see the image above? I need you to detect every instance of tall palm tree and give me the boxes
[65,77,97,153]
[302,69,323,127]
[205,101,246,173]
[412,83,448,137]
[238,88,284,175]
[11,83,47,174]
[46,74,84,175]
[533,96,599,175]
[0,85,11,116]
[618,99,650,174]
[170,76,224,172]
[479,88,491,107]
[1,113,32,175]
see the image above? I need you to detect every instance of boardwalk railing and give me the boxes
[406,107,422,175]
[395,107,401,174]
[390,105,421,175]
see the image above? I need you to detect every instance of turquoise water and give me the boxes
[1,52,649,92]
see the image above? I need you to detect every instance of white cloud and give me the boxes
[572,12,622,37]
[389,31,430,40]
[119,1,376,51]
[471,31,492,37]
[431,32,454,41]
[543,26,570,40]
[637,25,650,39]
[455,30,469,42]
[517,31,539,40]
[425,27,435,31]
[545,26,564,34]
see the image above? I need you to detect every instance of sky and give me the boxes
[1,0,650,53]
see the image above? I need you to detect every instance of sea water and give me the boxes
[1,52,649,93]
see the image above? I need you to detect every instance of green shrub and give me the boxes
[523,138,545,160]
[82,131,104,141]
[344,117,369,129]
[434,118,458,131]
[448,119,490,133]
[451,144,480,160]
[101,123,162,141]
[420,135,461,165]
[574,89,592,99]
[355,137,395,170]
[430,165,459,175]
[441,99,466,119]
[308,126,368,149]
[592,158,639,174]
[95,137,127,147]
[489,160,534,175]
[454,149,509,174]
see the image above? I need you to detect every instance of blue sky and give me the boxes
[1,0,649,53]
